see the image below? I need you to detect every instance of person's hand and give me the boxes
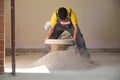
[72,36,77,46]
[45,36,50,40]
[72,36,76,46]
[72,36,76,42]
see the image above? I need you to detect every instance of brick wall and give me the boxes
[0,0,4,73]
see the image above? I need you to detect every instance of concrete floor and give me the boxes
[1,50,120,80]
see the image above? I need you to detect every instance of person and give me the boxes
[45,7,94,64]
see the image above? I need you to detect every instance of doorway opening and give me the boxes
[4,0,49,73]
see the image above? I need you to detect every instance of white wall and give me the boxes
[5,0,120,48]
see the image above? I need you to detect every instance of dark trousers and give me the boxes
[50,23,91,59]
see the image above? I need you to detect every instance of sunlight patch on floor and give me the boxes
[5,65,50,73]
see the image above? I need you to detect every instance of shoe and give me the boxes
[79,48,94,64]
[88,59,94,64]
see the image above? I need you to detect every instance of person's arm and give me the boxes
[72,24,78,42]
[45,26,54,39]
[46,10,57,39]
[70,10,78,42]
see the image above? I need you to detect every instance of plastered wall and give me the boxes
[5,0,120,49]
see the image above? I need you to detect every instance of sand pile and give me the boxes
[29,46,96,72]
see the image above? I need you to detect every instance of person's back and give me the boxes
[50,7,78,28]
